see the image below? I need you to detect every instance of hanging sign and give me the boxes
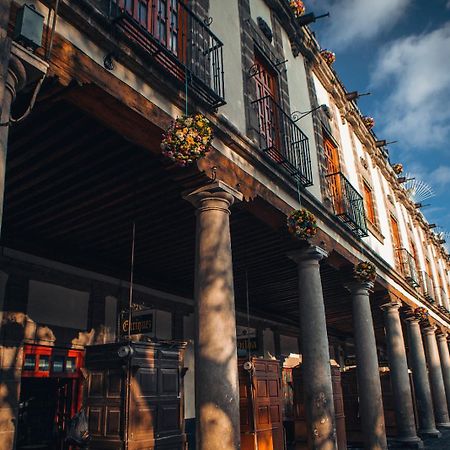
[120,311,154,336]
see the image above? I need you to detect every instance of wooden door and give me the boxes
[254,55,281,154]
[324,138,343,214]
[390,215,402,270]
[239,358,284,450]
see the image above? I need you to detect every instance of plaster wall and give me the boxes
[249,0,272,25]
[27,280,89,330]
[281,32,321,200]
[263,328,275,357]
[210,0,246,134]
[183,313,195,419]
[280,334,298,355]
[336,114,359,188]
[0,271,8,311]
[104,295,118,343]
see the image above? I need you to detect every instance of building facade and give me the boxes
[1,0,450,449]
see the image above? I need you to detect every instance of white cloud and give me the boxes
[371,22,450,149]
[431,166,450,188]
[447,0,450,9]
[309,0,411,50]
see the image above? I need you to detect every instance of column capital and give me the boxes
[380,301,401,313]
[422,325,437,336]
[287,245,327,266]
[405,315,421,325]
[183,181,243,212]
[6,54,27,99]
[345,280,374,296]
[436,331,448,341]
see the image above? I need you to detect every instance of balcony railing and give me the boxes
[325,172,368,238]
[420,271,435,302]
[252,96,313,187]
[395,248,420,288]
[108,0,225,107]
[436,286,448,307]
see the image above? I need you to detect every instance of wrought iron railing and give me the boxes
[420,271,435,302]
[325,172,368,237]
[395,248,420,287]
[252,95,313,187]
[108,0,225,107]
[436,286,448,307]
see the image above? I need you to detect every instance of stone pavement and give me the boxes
[422,428,450,449]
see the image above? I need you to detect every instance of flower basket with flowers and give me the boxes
[161,113,213,167]
[353,261,376,283]
[414,307,429,322]
[392,163,403,175]
[362,116,375,130]
[320,49,336,66]
[287,208,318,241]
[289,0,305,18]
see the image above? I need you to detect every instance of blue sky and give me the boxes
[304,0,450,242]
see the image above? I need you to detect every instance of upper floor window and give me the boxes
[252,54,313,187]
[113,0,225,106]
[362,182,375,225]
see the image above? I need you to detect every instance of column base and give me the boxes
[387,436,424,449]
[436,422,450,429]
[418,428,441,438]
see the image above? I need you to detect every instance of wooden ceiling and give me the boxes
[3,96,388,340]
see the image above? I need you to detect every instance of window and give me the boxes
[363,182,375,225]
[23,354,36,371]
[254,54,280,152]
[38,355,50,372]
[323,137,343,214]
[390,215,402,269]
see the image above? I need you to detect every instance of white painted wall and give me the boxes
[183,314,196,419]
[263,328,275,357]
[27,280,89,329]
[249,0,271,24]
[210,0,246,133]
[104,295,118,343]
[0,271,8,312]
[280,335,298,355]
[281,33,321,199]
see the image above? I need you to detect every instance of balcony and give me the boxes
[252,96,313,187]
[420,271,435,302]
[436,286,448,307]
[325,172,368,238]
[108,0,225,107]
[395,248,420,288]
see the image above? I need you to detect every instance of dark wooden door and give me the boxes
[254,56,281,155]
[239,358,284,450]
[324,138,343,215]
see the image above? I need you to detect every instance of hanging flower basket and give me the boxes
[161,113,213,167]
[287,208,318,241]
[289,0,305,18]
[392,163,403,175]
[320,49,336,66]
[414,307,428,322]
[353,261,376,282]
[362,116,375,130]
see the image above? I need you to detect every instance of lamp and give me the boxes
[291,104,329,122]
[297,12,330,27]
[345,91,371,102]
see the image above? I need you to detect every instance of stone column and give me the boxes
[184,181,243,450]
[288,246,337,450]
[405,317,440,437]
[381,302,423,447]
[0,272,30,450]
[347,281,387,450]
[436,331,450,412]
[422,326,450,427]
[0,54,26,232]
